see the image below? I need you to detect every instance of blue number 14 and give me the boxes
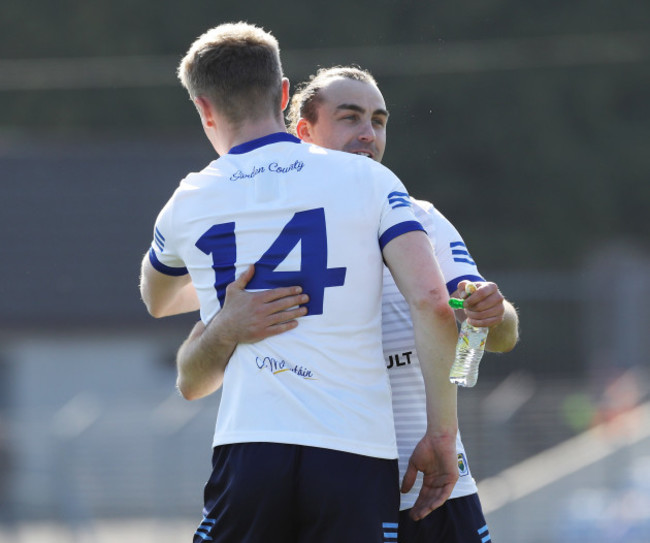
[195,208,346,316]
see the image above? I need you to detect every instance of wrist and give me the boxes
[423,425,458,444]
[205,312,240,348]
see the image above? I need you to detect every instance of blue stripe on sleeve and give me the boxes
[379,220,425,250]
[154,228,165,251]
[388,191,409,199]
[148,248,189,276]
[387,191,412,210]
[445,274,484,295]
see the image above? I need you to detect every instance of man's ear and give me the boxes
[281,78,290,111]
[296,118,313,142]
[194,96,215,127]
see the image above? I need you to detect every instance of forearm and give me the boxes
[175,265,309,400]
[485,300,519,353]
[384,231,459,517]
[411,297,459,437]
[383,231,459,436]
[176,319,236,400]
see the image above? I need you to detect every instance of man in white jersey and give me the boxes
[177,66,519,542]
[140,25,461,543]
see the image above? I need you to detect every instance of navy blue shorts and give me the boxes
[194,442,399,543]
[398,493,491,543]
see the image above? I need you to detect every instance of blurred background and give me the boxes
[1,1,649,541]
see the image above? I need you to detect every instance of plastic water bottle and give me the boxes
[448,283,488,387]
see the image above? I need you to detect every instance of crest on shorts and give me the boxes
[458,452,469,476]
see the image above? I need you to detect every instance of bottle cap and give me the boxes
[448,298,464,309]
[465,282,478,295]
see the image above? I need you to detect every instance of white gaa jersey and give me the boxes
[149,133,425,460]
[382,198,484,510]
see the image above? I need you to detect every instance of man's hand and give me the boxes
[218,264,309,345]
[455,280,519,353]
[176,265,309,400]
[401,432,459,521]
[455,280,505,328]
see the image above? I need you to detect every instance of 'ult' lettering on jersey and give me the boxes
[386,351,413,369]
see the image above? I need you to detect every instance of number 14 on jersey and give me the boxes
[195,208,347,315]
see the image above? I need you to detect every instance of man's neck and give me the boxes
[222,116,288,153]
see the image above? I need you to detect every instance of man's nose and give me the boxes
[358,121,376,142]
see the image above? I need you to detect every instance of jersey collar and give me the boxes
[228,132,301,155]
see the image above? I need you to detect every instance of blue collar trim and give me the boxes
[228,132,301,155]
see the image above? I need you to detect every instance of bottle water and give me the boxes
[448,320,487,387]
[448,283,488,387]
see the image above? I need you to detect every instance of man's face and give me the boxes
[297,78,388,163]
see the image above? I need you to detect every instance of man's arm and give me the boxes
[420,203,519,352]
[176,265,309,400]
[452,280,519,353]
[140,252,200,317]
[382,230,459,521]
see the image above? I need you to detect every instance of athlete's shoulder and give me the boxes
[410,198,461,232]
[173,159,222,191]
[410,197,435,218]
[411,201,484,285]
[410,197,434,211]
[302,143,389,170]
[302,144,403,194]
[407,198,438,234]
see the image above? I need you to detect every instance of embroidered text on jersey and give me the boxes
[255,356,317,380]
[229,160,305,181]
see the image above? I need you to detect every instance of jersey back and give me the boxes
[150,134,424,459]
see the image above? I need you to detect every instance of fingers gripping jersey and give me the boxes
[149,133,425,459]
[382,198,484,509]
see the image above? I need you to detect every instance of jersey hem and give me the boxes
[212,433,398,460]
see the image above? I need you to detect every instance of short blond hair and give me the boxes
[178,22,284,125]
[286,66,378,135]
